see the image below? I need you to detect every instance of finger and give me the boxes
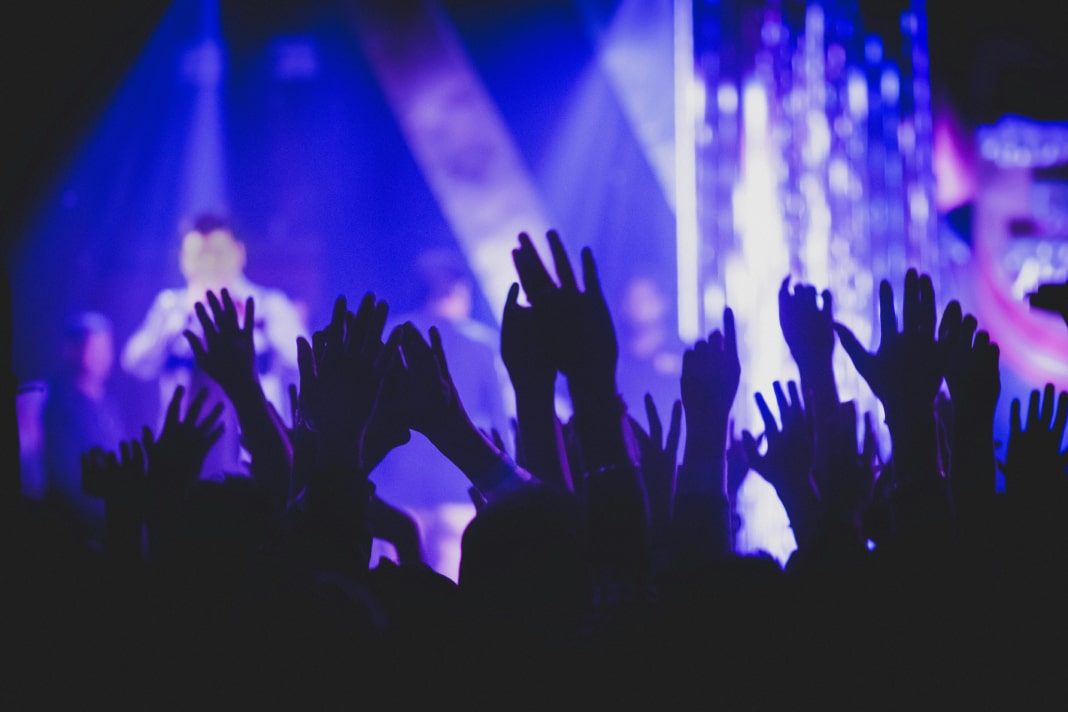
[666,399,683,461]
[1053,391,1068,441]
[184,330,207,366]
[297,336,316,383]
[959,314,978,350]
[879,279,898,345]
[141,425,156,452]
[546,230,577,291]
[370,298,389,347]
[132,439,145,472]
[288,383,299,424]
[580,247,603,299]
[1040,384,1055,428]
[429,326,453,383]
[772,381,790,425]
[207,290,226,331]
[1010,397,1022,441]
[918,272,936,339]
[833,323,873,380]
[755,391,779,435]
[903,269,919,335]
[862,411,876,460]
[198,401,226,434]
[243,296,255,335]
[219,288,239,331]
[185,387,211,425]
[193,301,216,341]
[504,282,521,318]
[644,393,663,447]
[312,330,326,369]
[938,300,962,344]
[787,381,802,418]
[165,385,185,430]
[120,439,131,465]
[513,232,555,303]
[779,275,792,303]
[821,289,833,320]
[723,307,737,361]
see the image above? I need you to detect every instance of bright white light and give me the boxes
[717,82,739,114]
[880,67,900,105]
[743,79,769,137]
[847,69,868,118]
[804,110,831,165]
[674,0,700,342]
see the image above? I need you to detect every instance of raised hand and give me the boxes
[743,382,815,497]
[834,268,944,491]
[629,394,682,543]
[1001,384,1068,495]
[938,301,1000,525]
[742,381,819,549]
[834,269,943,425]
[142,385,225,490]
[501,281,555,392]
[511,230,617,387]
[673,309,741,563]
[184,288,257,395]
[779,277,835,374]
[296,293,408,472]
[81,440,147,562]
[1028,278,1068,328]
[938,301,1000,419]
[680,307,740,463]
[500,282,571,490]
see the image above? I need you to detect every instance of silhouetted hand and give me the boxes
[743,381,815,498]
[296,293,408,472]
[938,301,1001,525]
[511,230,617,386]
[82,440,147,562]
[938,300,1000,419]
[779,277,835,374]
[184,288,257,395]
[834,269,943,426]
[1001,384,1068,495]
[629,393,682,540]
[142,385,225,492]
[501,281,555,392]
[1028,278,1068,328]
[680,307,740,446]
[396,322,466,446]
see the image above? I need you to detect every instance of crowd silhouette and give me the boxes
[4,227,1068,706]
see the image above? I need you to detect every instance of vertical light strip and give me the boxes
[673,0,700,342]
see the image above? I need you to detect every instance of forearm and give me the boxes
[514,383,572,490]
[226,379,294,506]
[673,423,732,564]
[567,373,633,472]
[430,415,528,500]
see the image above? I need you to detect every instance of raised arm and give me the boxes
[185,289,293,511]
[834,269,950,541]
[674,307,740,566]
[500,281,571,490]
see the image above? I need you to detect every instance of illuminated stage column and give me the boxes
[682,1,940,561]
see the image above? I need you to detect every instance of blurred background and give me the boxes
[4,0,1067,567]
